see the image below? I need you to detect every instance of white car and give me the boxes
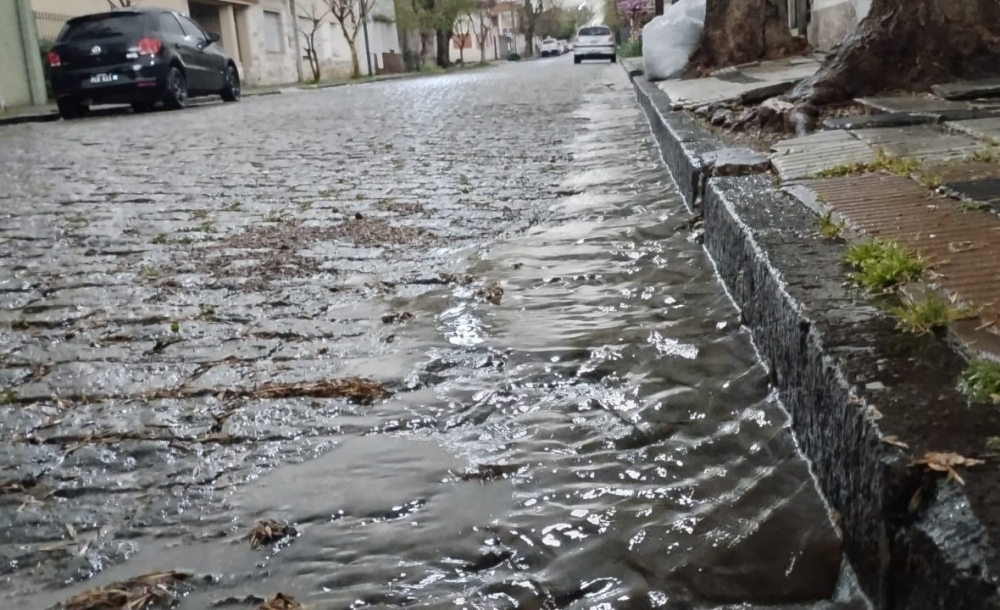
[574,25,616,64]
[539,38,561,57]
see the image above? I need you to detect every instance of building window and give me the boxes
[263,10,282,53]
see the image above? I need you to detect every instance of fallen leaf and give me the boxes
[247,518,297,550]
[259,592,303,609]
[912,451,986,486]
[882,435,909,449]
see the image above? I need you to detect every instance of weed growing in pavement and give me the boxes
[888,292,965,334]
[152,233,169,245]
[224,201,243,211]
[845,239,925,292]
[263,211,287,223]
[170,321,180,334]
[919,172,943,190]
[972,148,999,163]
[812,148,922,179]
[140,266,157,278]
[0,388,17,405]
[960,359,1000,404]
[198,303,216,318]
[818,211,845,239]
[298,201,314,211]
[813,161,872,178]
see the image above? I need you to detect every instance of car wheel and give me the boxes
[221,65,241,102]
[573,56,581,64]
[610,54,617,63]
[163,66,188,110]
[131,102,155,113]
[56,98,82,120]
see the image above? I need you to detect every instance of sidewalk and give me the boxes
[0,65,492,127]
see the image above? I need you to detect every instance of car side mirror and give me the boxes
[207,32,221,44]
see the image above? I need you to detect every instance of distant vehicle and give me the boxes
[557,40,569,54]
[46,7,241,120]
[574,25,616,64]
[539,38,561,57]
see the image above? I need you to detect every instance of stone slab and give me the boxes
[945,117,1000,144]
[770,131,877,181]
[933,78,1000,101]
[856,96,980,115]
[822,113,938,131]
[657,57,820,109]
[852,124,991,164]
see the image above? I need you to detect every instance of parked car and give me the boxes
[573,25,616,64]
[46,7,241,120]
[557,40,569,54]
[539,38,561,57]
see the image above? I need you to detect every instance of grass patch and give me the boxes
[888,292,965,334]
[972,148,999,163]
[845,239,925,292]
[811,148,922,179]
[152,233,169,245]
[960,359,1000,404]
[818,211,845,239]
[618,40,642,58]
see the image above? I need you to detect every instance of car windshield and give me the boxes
[58,13,146,42]
[579,27,611,36]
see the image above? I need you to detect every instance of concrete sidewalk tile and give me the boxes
[852,124,990,164]
[945,116,1000,144]
[770,130,876,181]
[855,96,982,115]
[799,173,1000,318]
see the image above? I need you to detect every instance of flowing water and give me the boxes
[0,64,868,609]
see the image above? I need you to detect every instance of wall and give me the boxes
[0,0,34,108]
[806,0,860,51]
[241,0,301,85]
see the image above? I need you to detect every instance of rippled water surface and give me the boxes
[0,61,868,609]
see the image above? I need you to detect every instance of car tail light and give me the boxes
[136,37,163,56]
[47,50,61,67]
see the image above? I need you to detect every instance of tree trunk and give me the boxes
[436,29,452,67]
[480,36,487,63]
[686,0,809,74]
[789,0,1000,106]
[347,39,360,77]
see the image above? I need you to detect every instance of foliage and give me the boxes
[618,39,642,58]
[844,239,925,292]
[960,359,1000,404]
[297,3,331,82]
[888,292,965,335]
[818,211,844,239]
[322,0,380,76]
[508,52,522,61]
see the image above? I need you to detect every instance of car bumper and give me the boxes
[51,60,169,105]
[574,45,615,58]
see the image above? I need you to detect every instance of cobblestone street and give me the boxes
[0,59,859,610]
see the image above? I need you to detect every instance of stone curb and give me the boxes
[624,69,1000,609]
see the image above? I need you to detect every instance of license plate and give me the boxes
[89,73,118,84]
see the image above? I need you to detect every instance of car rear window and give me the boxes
[579,27,611,36]
[58,13,147,42]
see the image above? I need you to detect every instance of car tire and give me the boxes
[163,66,188,110]
[610,54,617,63]
[56,98,83,120]
[131,102,155,113]
[574,56,581,64]
[221,64,241,102]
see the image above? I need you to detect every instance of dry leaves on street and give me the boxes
[55,571,192,610]
[247,518,297,550]
[912,451,986,485]
[259,593,304,609]
[476,283,504,305]
[252,378,390,405]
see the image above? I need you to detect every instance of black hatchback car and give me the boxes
[47,8,241,119]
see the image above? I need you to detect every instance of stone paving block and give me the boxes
[945,116,1000,143]
[852,124,991,164]
[770,131,877,181]
[855,96,982,115]
[933,78,1000,101]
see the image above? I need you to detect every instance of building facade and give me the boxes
[1,0,47,109]
[31,0,401,89]
[786,0,872,52]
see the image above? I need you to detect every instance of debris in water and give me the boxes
[476,283,504,305]
[458,463,522,482]
[913,452,986,485]
[259,593,303,609]
[247,518,297,549]
[253,378,390,405]
[381,311,415,324]
[53,571,193,610]
[881,435,909,449]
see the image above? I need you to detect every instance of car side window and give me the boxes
[176,15,206,41]
[156,13,186,38]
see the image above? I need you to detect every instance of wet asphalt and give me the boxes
[0,57,869,609]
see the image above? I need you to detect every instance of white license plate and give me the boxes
[89,73,118,84]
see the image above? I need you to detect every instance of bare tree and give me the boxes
[322,0,379,77]
[298,3,331,82]
[470,0,496,64]
[520,0,542,56]
[452,15,471,63]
